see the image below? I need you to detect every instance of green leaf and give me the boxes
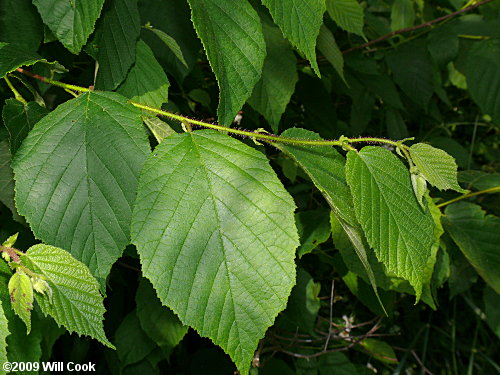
[21,244,114,348]
[326,0,365,37]
[390,0,415,31]
[144,26,188,69]
[262,0,325,76]
[187,0,266,126]
[465,38,500,123]
[248,20,298,133]
[0,0,43,51]
[359,338,398,364]
[296,209,331,257]
[143,117,176,143]
[8,271,33,333]
[136,278,188,357]
[32,0,105,54]
[276,268,320,334]
[409,143,466,193]
[277,128,384,312]
[278,128,357,226]
[317,25,345,82]
[345,147,435,298]
[458,170,500,191]
[0,43,43,77]
[131,130,299,374]
[443,202,500,293]
[0,299,9,374]
[386,41,434,108]
[483,286,500,337]
[138,0,200,83]
[0,134,23,222]
[93,0,141,90]
[115,311,156,368]
[2,98,49,154]
[12,92,150,283]
[117,40,169,109]
[318,352,359,375]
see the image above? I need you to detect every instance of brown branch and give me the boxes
[342,0,495,55]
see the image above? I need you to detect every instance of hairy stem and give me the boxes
[4,76,27,104]
[437,186,500,208]
[16,68,411,149]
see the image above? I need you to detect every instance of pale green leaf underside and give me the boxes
[117,40,169,108]
[326,0,365,37]
[443,202,500,293]
[345,147,435,298]
[187,0,266,126]
[33,0,105,54]
[8,271,33,333]
[410,143,466,192]
[12,92,150,283]
[94,0,141,90]
[131,130,299,374]
[262,0,325,76]
[22,244,114,348]
[248,21,298,132]
[0,299,9,374]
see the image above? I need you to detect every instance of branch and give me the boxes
[15,68,411,150]
[342,0,495,55]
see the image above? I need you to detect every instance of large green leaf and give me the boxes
[465,38,500,123]
[32,0,105,54]
[21,244,114,348]
[262,0,325,76]
[136,278,188,357]
[131,130,299,374]
[12,92,150,283]
[386,41,434,109]
[409,143,466,192]
[0,43,43,77]
[277,128,384,310]
[117,40,170,108]
[0,299,8,375]
[2,98,49,154]
[326,0,365,37]
[187,0,266,126]
[443,202,500,293]
[0,0,43,51]
[248,20,298,133]
[93,0,141,90]
[345,147,435,298]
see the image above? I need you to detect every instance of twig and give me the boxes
[342,0,495,55]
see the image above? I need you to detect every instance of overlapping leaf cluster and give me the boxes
[0,0,499,373]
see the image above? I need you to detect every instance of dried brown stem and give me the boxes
[342,0,495,55]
